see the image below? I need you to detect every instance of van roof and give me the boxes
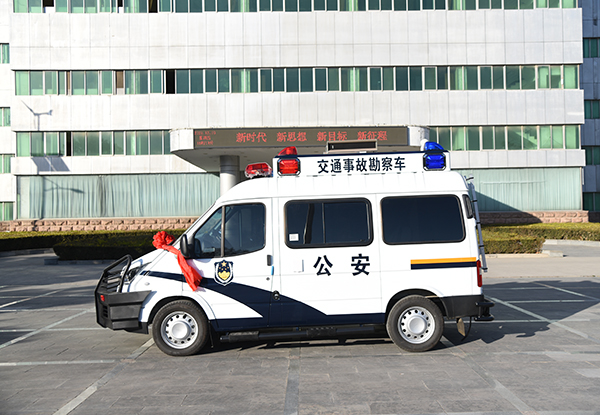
[221,170,468,203]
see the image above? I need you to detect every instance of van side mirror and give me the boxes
[180,234,193,259]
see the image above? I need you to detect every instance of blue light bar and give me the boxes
[423,141,446,171]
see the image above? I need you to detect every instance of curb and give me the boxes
[0,248,55,258]
[544,239,600,247]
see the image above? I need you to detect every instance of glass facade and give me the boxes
[13,0,577,11]
[15,65,579,96]
[15,131,171,157]
[430,125,580,151]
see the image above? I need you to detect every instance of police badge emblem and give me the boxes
[214,260,234,286]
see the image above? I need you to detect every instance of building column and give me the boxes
[219,155,240,196]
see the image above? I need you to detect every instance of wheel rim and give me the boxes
[397,306,435,344]
[160,311,198,350]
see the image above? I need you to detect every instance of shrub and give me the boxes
[52,230,185,260]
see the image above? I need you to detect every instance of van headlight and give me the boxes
[125,262,150,283]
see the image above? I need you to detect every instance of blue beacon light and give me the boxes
[423,141,446,170]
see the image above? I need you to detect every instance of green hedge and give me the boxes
[481,223,600,254]
[0,230,184,260]
[2,222,598,259]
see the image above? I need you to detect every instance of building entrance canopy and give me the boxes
[170,126,424,173]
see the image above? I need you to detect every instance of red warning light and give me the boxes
[278,158,300,175]
[278,146,298,156]
[245,163,273,179]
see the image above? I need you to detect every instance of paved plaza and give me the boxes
[0,248,599,415]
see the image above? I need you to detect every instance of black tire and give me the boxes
[386,295,443,352]
[152,300,208,356]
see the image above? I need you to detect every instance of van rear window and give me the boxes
[381,195,465,244]
[285,199,372,248]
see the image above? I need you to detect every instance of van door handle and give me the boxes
[267,255,273,266]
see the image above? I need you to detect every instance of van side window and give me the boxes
[193,203,265,258]
[381,196,465,245]
[285,199,372,248]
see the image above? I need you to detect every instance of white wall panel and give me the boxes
[148,14,171,48]
[544,90,566,125]
[148,46,170,68]
[428,91,449,126]
[280,93,300,126]
[205,13,225,47]
[427,12,446,45]
[467,91,488,126]
[505,91,527,125]
[409,92,430,126]
[466,43,486,65]
[390,44,409,66]
[354,93,373,126]
[225,94,245,128]
[261,14,281,46]
[504,42,525,65]
[280,13,298,46]
[280,45,299,67]
[0,175,15,201]
[317,93,337,126]
[298,94,318,126]
[243,94,263,128]
[335,92,355,125]
[446,43,467,65]
[130,16,150,48]
[485,11,505,44]
[262,93,282,127]
[372,93,392,126]
[298,14,317,46]
[544,41,564,64]
[486,91,507,125]
[525,91,546,125]
[543,9,564,43]
[187,95,207,129]
[168,45,188,68]
[243,13,261,46]
[170,95,191,128]
[353,14,371,45]
[524,42,544,65]
[371,13,391,45]
[206,45,225,68]
[0,130,14,153]
[407,43,428,66]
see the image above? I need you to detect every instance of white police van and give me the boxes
[95,141,494,356]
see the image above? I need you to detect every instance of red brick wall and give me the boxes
[480,211,593,225]
[1,217,196,232]
[1,211,597,232]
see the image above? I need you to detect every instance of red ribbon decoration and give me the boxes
[152,231,202,291]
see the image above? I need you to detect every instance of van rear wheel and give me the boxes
[386,295,443,352]
[152,300,208,356]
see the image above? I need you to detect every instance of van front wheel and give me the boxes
[386,295,443,352]
[152,300,208,356]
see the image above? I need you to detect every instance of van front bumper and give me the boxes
[94,255,151,333]
[440,294,494,321]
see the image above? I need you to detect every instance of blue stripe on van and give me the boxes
[410,261,477,270]
[145,271,384,331]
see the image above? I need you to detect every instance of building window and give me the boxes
[1,155,14,174]
[0,108,10,127]
[583,193,600,212]
[584,38,600,58]
[0,202,14,222]
[430,125,579,151]
[0,44,9,64]
[15,131,171,157]
[584,146,600,166]
[14,65,581,96]
[11,0,577,12]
